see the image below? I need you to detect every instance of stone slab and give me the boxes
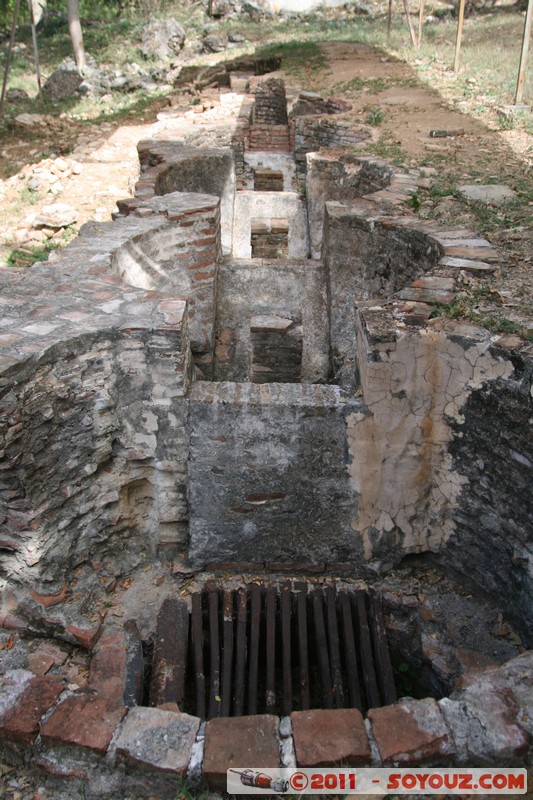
[291,708,370,767]
[368,698,455,766]
[458,184,517,205]
[203,715,279,790]
[114,706,200,776]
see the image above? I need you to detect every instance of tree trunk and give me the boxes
[67,0,86,72]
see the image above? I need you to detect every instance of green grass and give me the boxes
[6,226,76,268]
[364,105,384,126]
[255,39,329,86]
[429,286,527,337]
[359,131,407,165]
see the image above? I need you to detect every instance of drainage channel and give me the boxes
[149,583,397,719]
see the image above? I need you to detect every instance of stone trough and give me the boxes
[0,73,532,797]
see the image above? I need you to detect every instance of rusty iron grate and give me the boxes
[149,583,397,719]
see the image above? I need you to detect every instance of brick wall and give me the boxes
[0,213,194,586]
[245,124,292,152]
[250,314,302,382]
[112,193,221,374]
[323,204,443,385]
[250,76,288,126]
[293,116,373,165]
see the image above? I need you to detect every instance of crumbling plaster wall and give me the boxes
[348,310,515,577]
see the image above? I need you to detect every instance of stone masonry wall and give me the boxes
[251,76,289,125]
[306,152,394,258]
[0,203,198,587]
[323,203,443,385]
[112,193,221,375]
[125,142,236,256]
[0,650,531,798]
[293,116,373,166]
[289,91,352,118]
[187,382,362,570]
[444,354,533,646]
[213,258,329,384]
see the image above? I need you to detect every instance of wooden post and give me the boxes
[387,0,393,44]
[67,0,86,73]
[28,1,43,98]
[0,0,22,120]
[418,0,426,48]
[402,0,418,49]
[515,0,533,104]
[454,0,467,72]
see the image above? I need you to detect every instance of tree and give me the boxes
[67,0,86,72]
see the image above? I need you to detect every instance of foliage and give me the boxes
[429,287,525,337]
[364,105,384,126]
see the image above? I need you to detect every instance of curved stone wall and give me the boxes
[0,197,204,587]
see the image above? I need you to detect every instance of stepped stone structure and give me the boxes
[0,69,532,796]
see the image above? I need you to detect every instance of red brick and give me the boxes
[65,623,102,650]
[368,699,454,765]
[204,715,279,790]
[0,676,63,746]
[41,693,126,755]
[193,270,217,282]
[88,630,127,707]
[291,709,370,767]
[186,258,216,271]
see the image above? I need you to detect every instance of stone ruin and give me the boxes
[0,69,532,795]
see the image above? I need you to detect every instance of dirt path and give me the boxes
[0,42,533,272]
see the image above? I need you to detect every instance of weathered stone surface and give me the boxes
[368,699,455,765]
[306,152,392,258]
[203,715,280,790]
[41,694,127,754]
[203,33,227,53]
[139,142,234,256]
[214,258,328,383]
[347,311,513,572]
[114,707,200,775]
[323,206,443,383]
[0,200,194,586]
[291,708,370,767]
[439,652,533,765]
[141,18,186,60]
[232,191,308,259]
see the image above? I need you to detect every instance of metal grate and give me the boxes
[149,582,397,719]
